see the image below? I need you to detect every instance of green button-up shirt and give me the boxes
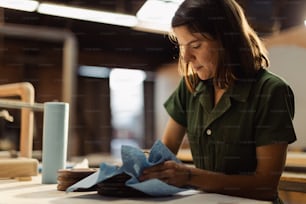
[164,69,296,174]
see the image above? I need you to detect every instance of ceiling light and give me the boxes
[78,66,110,78]
[135,0,183,33]
[38,3,138,27]
[0,0,38,12]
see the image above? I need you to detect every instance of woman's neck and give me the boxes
[213,86,226,106]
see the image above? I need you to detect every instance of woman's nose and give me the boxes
[180,47,194,63]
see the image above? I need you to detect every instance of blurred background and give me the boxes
[0,0,305,159]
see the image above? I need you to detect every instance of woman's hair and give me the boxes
[171,0,269,92]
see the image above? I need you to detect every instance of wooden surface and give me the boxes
[284,152,306,172]
[177,149,192,163]
[0,175,272,204]
[1,151,305,203]
[279,190,306,204]
[279,172,306,193]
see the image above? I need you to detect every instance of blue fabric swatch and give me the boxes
[67,140,189,196]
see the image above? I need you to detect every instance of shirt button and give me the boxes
[206,129,212,136]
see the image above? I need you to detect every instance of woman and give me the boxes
[139,0,296,203]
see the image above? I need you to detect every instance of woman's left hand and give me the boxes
[139,160,190,187]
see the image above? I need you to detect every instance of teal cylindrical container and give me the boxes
[42,102,69,184]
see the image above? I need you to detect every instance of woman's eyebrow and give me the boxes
[178,39,201,46]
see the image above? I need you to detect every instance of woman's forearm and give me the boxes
[187,167,279,201]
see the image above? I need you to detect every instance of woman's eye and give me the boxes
[190,42,201,49]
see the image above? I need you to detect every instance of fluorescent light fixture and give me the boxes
[0,0,185,33]
[135,0,183,33]
[0,0,38,12]
[78,66,110,78]
[304,20,306,26]
[38,3,138,27]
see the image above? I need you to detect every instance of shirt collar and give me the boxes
[228,69,265,102]
[194,73,261,103]
[226,80,253,102]
[193,78,213,97]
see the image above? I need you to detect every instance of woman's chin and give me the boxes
[197,73,212,81]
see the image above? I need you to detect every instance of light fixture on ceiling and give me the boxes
[134,0,183,34]
[0,0,183,33]
[78,66,110,79]
[37,3,138,27]
[0,0,38,12]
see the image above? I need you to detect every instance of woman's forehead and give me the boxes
[173,26,202,41]
[173,26,213,43]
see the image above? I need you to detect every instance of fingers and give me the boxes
[139,164,166,181]
[141,161,177,177]
[139,161,187,186]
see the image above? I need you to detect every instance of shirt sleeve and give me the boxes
[163,78,189,127]
[254,80,297,146]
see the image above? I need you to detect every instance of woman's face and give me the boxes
[173,25,220,80]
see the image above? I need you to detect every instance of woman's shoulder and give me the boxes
[256,68,291,88]
[252,68,295,101]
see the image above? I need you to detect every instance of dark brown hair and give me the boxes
[171,0,269,92]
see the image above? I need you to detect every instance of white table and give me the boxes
[0,175,272,204]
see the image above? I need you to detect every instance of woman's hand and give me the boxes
[139,160,191,187]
